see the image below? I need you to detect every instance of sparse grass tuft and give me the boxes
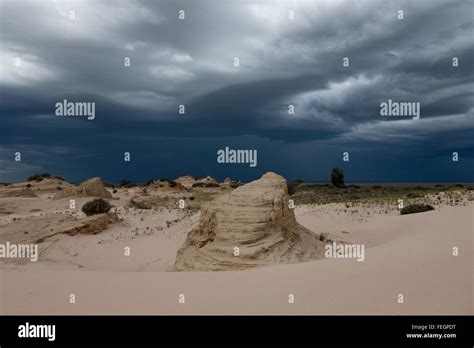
[130,199,152,209]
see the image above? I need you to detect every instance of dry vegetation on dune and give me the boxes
[290,182,474,207]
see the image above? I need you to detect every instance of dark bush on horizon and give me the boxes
[145,178,179,187]
[230,182,241,188]
[192,182,219,188]
[27,173,50,182]
[27,173,65,182]
[400,204,434,215]
[331,168,345,187]
[117,179,136,188]
[159,178,178,187]
[119,179,131,187]
[82,198,111,216]
[287,182,298,195]
[168,180,178,188]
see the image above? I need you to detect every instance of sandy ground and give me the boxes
[0,187,199,271]
[0,199,472,314]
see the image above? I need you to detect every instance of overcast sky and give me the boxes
[0,0,473,183]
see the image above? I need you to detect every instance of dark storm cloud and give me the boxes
[0,0,473,182]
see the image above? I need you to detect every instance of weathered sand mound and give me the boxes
[175,175,196,188]
[54,177,112,199]
[222,177,241,189]
[0,187,37,198]
[0,213,119,245]
[144,179,189,192]
[195,176,218,185]
[27,178,73,193]
[173,172,325,271]
[62,213,120,237]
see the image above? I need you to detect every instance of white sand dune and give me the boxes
[1,203,471,315]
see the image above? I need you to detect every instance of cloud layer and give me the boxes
[0,0,473,182]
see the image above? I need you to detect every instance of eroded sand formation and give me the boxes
[54,177,112,199]
[174,175,196,188]
[0,213,120,245]
[172,172,325,271]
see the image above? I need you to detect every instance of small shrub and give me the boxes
[82,199,111,216]
[119,180,137,188]
[331,168,345,187]
[186,200,201,211]
[406,192,421,198]
[192,182,219,188]
[130,199,151,209]
[119,179,136,188]
[400,204,434,215]
[119,179,130,186]
[348,194,361,200]
[158,178,178,187]
[206,182,219,188]
[145,179,155,186]
[27,173,53,182]
[169,180,177,188]
[413,186,428,191]
[27,175,43,182]
[287,182,298,195]
[230,181,241,188]
[26,183,32,188]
